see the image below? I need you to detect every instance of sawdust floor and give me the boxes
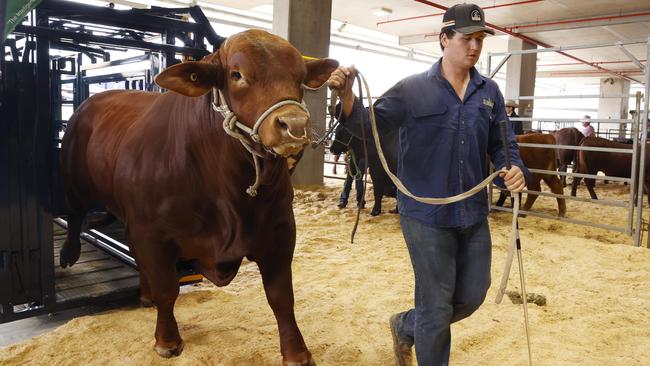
[1,179,649,365]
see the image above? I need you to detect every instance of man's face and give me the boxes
[506,106,513,114]
[441,31,486,69]
[582,121,590,127]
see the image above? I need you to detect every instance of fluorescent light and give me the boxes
[373,7,392,17]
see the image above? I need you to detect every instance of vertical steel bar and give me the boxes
[487,52,492,79]
[633,36,650,247]
[628,92,642,235]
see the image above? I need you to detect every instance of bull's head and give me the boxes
[155,29,339,158]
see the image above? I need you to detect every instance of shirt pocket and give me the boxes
[407,103,454,149]
[475,104,493,135]
[478,104,495,123]
[410,103,451,128]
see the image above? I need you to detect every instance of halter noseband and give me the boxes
[211,87,310,197]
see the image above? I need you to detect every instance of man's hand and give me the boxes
[326,65,357,118]
[500,165,526,193]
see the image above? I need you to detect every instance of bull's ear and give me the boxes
[304,58,339,89]
[155,61,223,97]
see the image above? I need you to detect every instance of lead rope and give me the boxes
[354,70,533,365]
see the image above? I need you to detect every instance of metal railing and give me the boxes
[487,36,650,246]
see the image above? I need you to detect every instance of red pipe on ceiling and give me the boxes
[412,0,642,84]
[546,69,644,76]
[506,11,650,31]
[377,0,543,26]
[538,60,647,67]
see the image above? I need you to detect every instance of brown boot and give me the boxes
[389,313,414,366]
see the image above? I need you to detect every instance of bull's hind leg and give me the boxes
[60,191,89,268]
[60,212,83,268]
[543,175,566,217]
[585,178,598,200]
[370,185,383,216]
[258,252,313,366]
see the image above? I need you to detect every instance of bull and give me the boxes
[59,29,338,365]
[496,133,566,216]
[570,136,650,204]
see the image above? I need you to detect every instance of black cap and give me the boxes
[441,3,495,35]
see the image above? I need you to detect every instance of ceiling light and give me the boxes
[373,7,393,17]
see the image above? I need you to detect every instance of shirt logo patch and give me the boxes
[482,98,494,108]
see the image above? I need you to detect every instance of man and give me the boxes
[506,99,524,135]
[329,123,366,209]
[580,115,595,137]
[327,3,528,365]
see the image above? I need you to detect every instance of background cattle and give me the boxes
[59,29,338,365]
[329,123,398,216]
[496,133,566,217]
[553,127,584,187]
[571,136,650,204]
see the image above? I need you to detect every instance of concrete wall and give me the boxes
[597,77,630,138]
[273,0,333,185]
[505,38,537,132]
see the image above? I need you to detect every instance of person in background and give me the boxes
[329,124,366,209]
[505,99,524,135]
[327,3,528,365]
[580,115,595,137]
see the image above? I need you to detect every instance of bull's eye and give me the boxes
[231,71,242,80]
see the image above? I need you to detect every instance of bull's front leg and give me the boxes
[130,230,183,358]
[257,251,313,366]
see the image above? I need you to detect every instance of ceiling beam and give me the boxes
[412,0,644,84]
[399,32,437,45]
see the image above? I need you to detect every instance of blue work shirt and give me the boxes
[341,59,529,228]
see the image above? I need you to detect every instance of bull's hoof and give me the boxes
[370,208,381,216]
[154,340,184,358]
[59,242,80,268]
[283,351,315,366]
[558,211,566,218]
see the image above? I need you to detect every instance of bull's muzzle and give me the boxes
[275,115,311,142]
[270,114,312,157]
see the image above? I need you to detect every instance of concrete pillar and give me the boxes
[505,38,537,132]
[273,0,332,185]
[597,77,630,138]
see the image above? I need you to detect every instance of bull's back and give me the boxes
[515,133,558,171]
[578,137,632,177]
[61,90,161,211]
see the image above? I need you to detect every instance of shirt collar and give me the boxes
[429,58,485,86]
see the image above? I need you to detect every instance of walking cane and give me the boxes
[498,120,533,366]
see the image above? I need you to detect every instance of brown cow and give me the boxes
[553,127,584,187]
[59,29,338,365]
[570,136,650,204]
[496,133,566,216]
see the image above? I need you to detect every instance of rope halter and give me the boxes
[211,87,310,197]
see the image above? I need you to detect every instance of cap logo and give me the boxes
[471,10,481,21]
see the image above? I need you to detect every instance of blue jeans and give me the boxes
[396,216,492,366]
[339,157,366,205]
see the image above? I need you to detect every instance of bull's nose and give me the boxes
[276,115,310,141]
